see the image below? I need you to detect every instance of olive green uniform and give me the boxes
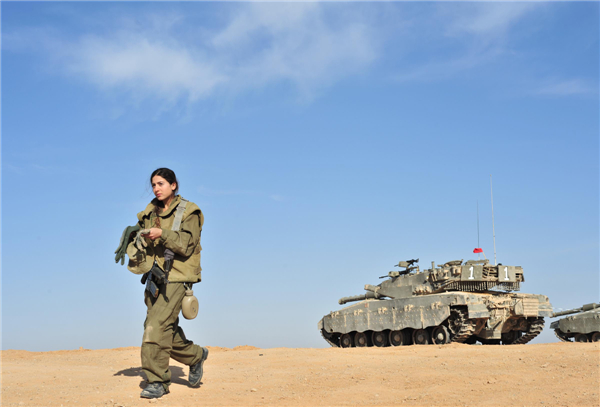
[136,195,205,389]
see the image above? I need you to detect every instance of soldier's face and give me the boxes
[152,175,177,202]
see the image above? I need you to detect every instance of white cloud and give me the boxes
[227,5,376,96]
[270,194,286,202]
[68,34,227,102]
[198,186,256,197]
[535,78,598,96]
[393,48,503,83]
[21,3,379,106]
[393,2,542,84]
[444,2,539,37]
[6,2,592,110]
[198,186,286,202]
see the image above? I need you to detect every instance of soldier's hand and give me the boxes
[141,228,163,240]
[114,224,141,265]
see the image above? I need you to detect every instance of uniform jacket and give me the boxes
[137,195,203,283]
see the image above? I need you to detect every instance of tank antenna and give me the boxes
[490,175,497,266]
[477,200,480,260]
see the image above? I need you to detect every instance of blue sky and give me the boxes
[1,1,598,351]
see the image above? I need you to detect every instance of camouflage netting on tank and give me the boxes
[496,282,521,291]
[444,281,520,292]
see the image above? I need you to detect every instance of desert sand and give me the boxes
[2,343,599,407]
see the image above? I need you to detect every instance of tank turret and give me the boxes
[550,303,600,342]
[319,258,553,347]
[337,259,523,306]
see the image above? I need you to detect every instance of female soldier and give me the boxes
[116,168,208,399]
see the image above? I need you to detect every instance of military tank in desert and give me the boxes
[318,258,553,347]
[550,303,600,343]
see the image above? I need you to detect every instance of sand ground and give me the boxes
[2,342,599,407]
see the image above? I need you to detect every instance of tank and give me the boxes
[318,258,553,347]
[550,303,600,343]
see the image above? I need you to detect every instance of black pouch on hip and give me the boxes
[146,277,160,298]
[145,261,167,298]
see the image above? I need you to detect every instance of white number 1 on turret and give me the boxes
[468,266,475,280]
[504,266,509,281]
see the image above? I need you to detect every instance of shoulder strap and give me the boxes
[172,198,189,231]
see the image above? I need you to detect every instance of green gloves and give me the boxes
[135,229,151,251]
[114,224,141,265]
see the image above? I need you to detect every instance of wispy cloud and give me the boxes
[535,78,598,96]
[2,161,63,175]
[3,163,24,175]
[393,48,503,83]
[269,194,286,202]
[211,3,377,97]
[198,186,257,197]
[8,3,379,107]
[68,33,227,103]
[393,2,544,85]
[5,2,593,112]
[199,186,287,203]
[443,2,539,38]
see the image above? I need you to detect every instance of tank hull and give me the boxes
[550,309,600,342]
[319,291,552,346]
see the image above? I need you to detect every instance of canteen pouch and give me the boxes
[182,288,199,320]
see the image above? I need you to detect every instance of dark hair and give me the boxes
[150,168,179,227]
[150,167,179,195]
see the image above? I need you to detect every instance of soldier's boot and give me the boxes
[189,347,209,387]
[140,383,169,399]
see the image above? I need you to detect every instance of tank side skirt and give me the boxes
[320,328,340,347]
[323,295,475,334]
[556,311,600,335]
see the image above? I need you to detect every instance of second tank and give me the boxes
[550,303,600,343]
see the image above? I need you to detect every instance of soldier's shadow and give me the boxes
[114,366,194,388]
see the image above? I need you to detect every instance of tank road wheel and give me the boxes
[554,328,572,342]
[574,333,589,343]
[448,309,464,336]
[354,332,368,347]
[372,331,388,347]
[591,332,600,342]
[412,329,430,345]
[448,308,476,343]
[389,330,406,346]
[340,333,353,348]
[431,326,451,345]
[501,330,522,345]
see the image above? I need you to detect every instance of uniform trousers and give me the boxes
[141,282,204,389]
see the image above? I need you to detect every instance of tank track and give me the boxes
[320,329,339,348]
[510,317,544,344]
[321,316,545,347]
[554,328,572,342]
[449,309,476,343]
